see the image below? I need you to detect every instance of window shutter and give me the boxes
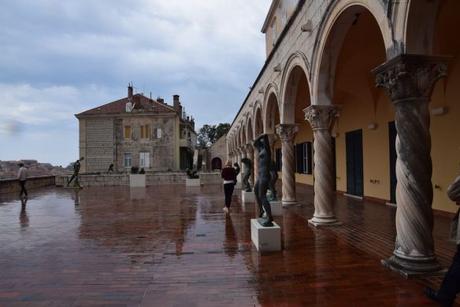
[307,142,313,174]
[276,148,282,172]
[296,144,303,173]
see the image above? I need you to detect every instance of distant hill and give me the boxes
[0,160,72,180]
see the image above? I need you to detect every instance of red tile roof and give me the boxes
[77,94,176,117]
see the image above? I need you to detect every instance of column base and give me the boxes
[282,200,297,207]
[381,254,445,278]
[308,216,341,227]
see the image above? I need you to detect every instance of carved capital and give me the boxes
[373,54,449,103]
[304,105,340,131]
[276,124,298,143]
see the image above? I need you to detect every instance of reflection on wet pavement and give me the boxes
[0,185,449,306]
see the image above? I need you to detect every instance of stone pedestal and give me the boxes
[129,174,146,188]
[242,191,255,203]
[251,219,281,252]
[235,173,242,189]
[269,201,283,216]
[185,178,201,187]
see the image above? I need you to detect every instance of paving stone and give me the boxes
[0,185,457,306]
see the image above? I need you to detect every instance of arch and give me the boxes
[211,157,222,170]
[239,123,246,148]
[246,115,253,143]
[404,0,442,54]
[235,126,241,148]
[263,83,281,134]
[311,1,394,106]
[280,52,312,124]
[253,102,264,139]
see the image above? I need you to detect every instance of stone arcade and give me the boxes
[227,0,460,276]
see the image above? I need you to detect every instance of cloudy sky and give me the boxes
[0,0,271,166]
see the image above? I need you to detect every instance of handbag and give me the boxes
[449,208,460,243]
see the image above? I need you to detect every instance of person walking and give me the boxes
[221,161,237,214]
[425,175,460,306]
[17,162,28,199]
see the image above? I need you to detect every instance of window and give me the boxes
[295,142,313,174]
[156,128,162,139]
[124,126,132,139]
[140,125,151,139]
[275,148,282,172]
[123,153,132,168]
[139,152,150,168]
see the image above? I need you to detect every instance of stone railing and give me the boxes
[0,176,56,194]
[199,172,222,185]
[56,172,223,187]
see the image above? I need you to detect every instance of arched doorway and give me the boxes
[263,91,281,171]
[211,157,222,170]
[316,7,389,200]
[282,64,314,186]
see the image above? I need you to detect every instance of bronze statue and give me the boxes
[268,160,278,201]
[67,157,84,188]
[254,134,274,227]
[241,158,252,192]
[186,168,199,179]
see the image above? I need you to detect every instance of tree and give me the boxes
[215,123,230,140]
[197,123,230,148]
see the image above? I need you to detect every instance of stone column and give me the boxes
[373,54,449,276]
[276,124,298,206]
[266,133,278,157]
[246,143,255,187]
[304,105,341,226]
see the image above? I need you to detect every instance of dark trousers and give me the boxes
[19,180,27,197]
[224,183,235,208]
[438,244,460,306]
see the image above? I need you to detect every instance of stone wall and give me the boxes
[199,172,222,185]
[56,173,187,187]
[55,172,222,187]
[0,176,56,194]
[118,115,178,172]
[82,118,115,173]
[208,135,227,170]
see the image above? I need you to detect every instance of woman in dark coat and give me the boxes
[221,161,237,214]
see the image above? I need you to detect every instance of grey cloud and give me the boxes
[0,0,271,164]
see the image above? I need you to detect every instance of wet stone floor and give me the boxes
[0,185,457,306]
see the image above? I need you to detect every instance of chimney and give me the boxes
[173,94,182,116]
[157,97,164,104]
[128,83,133,100]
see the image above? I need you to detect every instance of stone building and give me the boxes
[207,134,227,171]
[228,0,460,276]
[76,85,197,173]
